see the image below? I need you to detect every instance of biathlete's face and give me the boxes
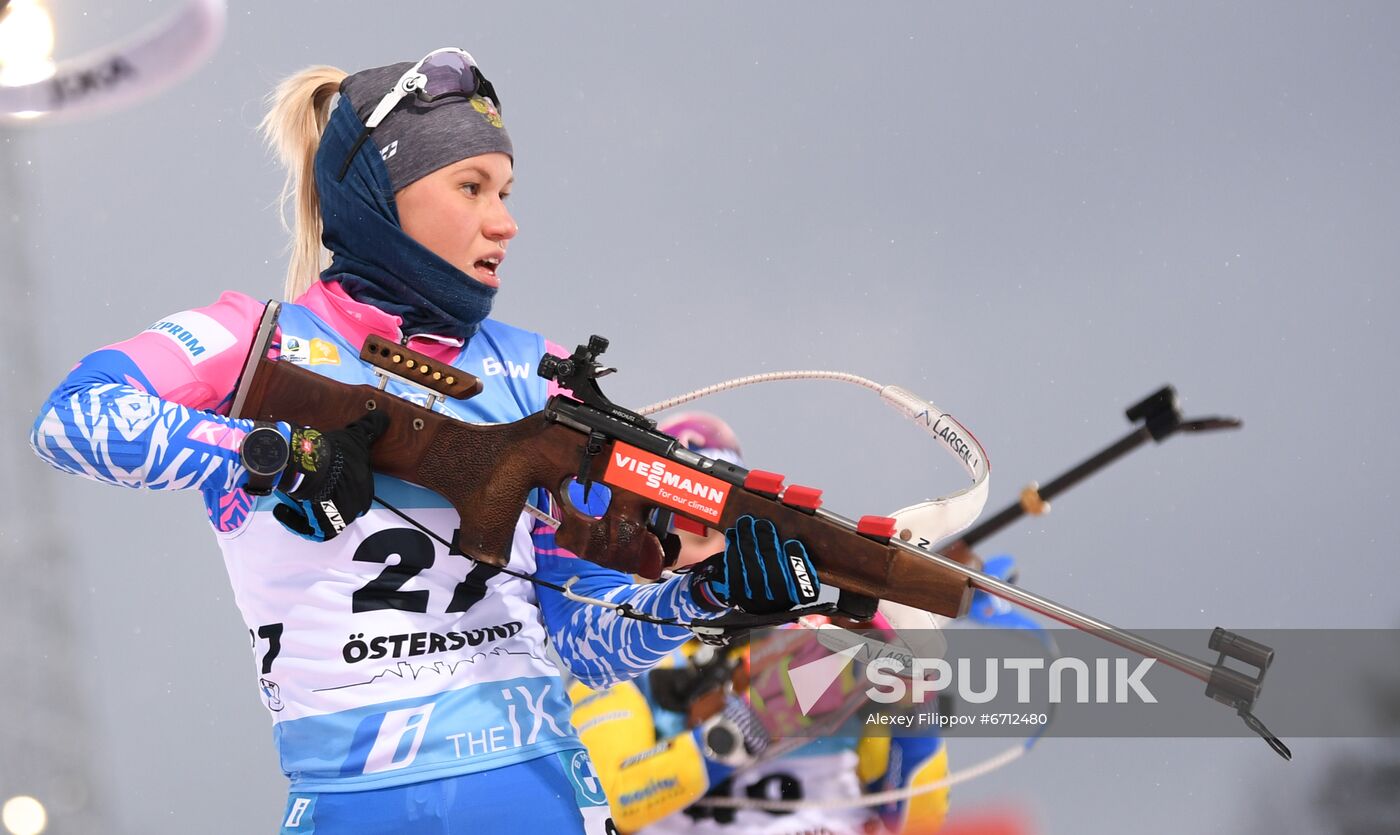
[396,151,517,290]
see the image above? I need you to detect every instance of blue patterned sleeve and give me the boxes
[30,348,279,495]
[532,510,713,688]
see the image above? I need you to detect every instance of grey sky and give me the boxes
[2,2,1397,833]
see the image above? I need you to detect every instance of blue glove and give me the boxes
[692,515,821,615]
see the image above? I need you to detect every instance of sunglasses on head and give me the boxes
[338,47,503,181]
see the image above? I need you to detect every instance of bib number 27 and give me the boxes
[350,528,502,615]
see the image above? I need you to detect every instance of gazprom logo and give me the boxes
[150,321,208,356]
[145,310,235,365]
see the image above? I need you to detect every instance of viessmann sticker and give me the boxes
[603,441,730,523]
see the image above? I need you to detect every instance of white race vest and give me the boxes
[213,304,578,792]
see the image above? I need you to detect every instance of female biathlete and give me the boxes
[29,48,821,834]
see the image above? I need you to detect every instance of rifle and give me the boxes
[230,303,1288,757]
[659,386,1242,724]
[232,307,969,621]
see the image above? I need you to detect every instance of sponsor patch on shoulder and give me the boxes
[309,338,341,366]
[281,335,309,364]
[281,336,340,366]
[145,310,236,365]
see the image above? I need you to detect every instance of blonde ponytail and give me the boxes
[259,65,348,300]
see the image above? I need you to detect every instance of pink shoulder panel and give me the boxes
[105,291,267,410]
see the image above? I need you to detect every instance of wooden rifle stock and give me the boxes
[235,353,666,574]
[233,316,972,619]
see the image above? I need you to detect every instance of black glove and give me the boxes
[272,411,388,541]
[692,515,822,615]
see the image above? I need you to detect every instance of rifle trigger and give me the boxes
[577,431,608,502]
[649,508,674,540]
